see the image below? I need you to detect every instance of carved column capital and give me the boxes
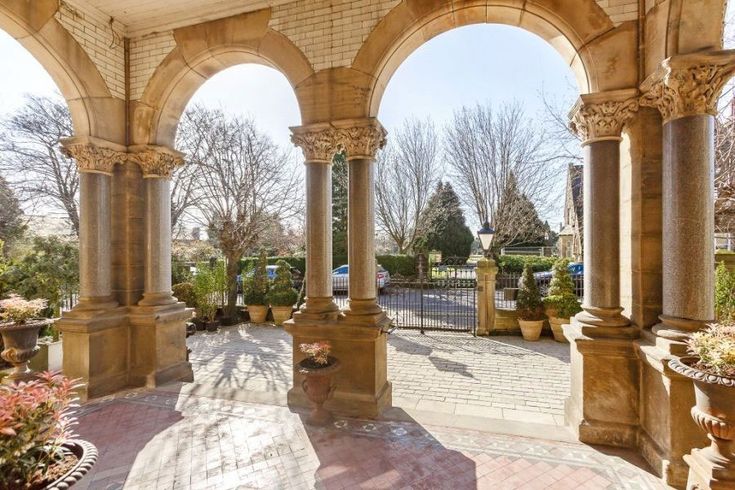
[640,51,735,123]
[290,118,387,163]
[569,89,639,144]
[60,137,127,175]
[290,123,341,163]
[128,145,184,179]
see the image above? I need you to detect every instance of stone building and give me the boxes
[557,163,583,260]
[1,0,732,487]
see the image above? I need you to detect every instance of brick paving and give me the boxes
[188,325,570,426]
[73,387,666,490]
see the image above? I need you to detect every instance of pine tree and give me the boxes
[544,258,582,318]
[494,172,546,247]
[517,264,545,321]
[244,251,269,305]
[332,151,348,258]
[266,260,298,306]
[416,182,474,260]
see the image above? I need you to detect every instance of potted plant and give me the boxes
[543,258,582,342]
[29,323,63,373]
[0,295,51,382]
[0,372,98,488]
[267,261,298,325]
[244,252,269,324]
[297,341,341,426]
[668,322,735,487]
[516,264,545,341]
[193,267,219,332]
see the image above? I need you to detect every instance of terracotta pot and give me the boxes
[248,305,269,324]
[669,356,735,485]
[518,319,544,341]
[0,319,50,383]
[271,306,293,325]
[297,356,341,426]
[548,316,570,343]
[46,439,98,489]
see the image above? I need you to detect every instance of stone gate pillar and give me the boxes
[636,51,735,487]
[564,89,641,448]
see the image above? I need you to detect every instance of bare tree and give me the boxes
[444,102,564,250]
[176,106,302,316]
[375,118,442,253]
[715,98,735,234]
[0,95,79,235]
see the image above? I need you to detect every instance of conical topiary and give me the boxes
[266,260,298,307]
[244,251,269,306]
[543,258,582,319]
[517,264,545,321]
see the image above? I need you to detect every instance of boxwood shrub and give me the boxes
[496,255,556,274]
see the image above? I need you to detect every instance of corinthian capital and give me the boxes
[569,89,639,144]
[60,137,127,175]
[640,51,735,123]
[291,118,387,163]
[128,145,184,178]
[290,123,341,163]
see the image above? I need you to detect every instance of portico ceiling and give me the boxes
[65,0,294,36]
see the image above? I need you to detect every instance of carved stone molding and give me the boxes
[569,89,639,144]
[334,120,387,160]
[291,119,387,162]
[640,51,735,123]
[61,139,127,176]
[290,124,340,163]
[128,146,184,179]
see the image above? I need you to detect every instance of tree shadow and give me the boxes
[428,355,475,378]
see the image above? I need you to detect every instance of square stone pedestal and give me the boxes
[684,446,735,489]
[128,302,194,388]
[564,319,641,448]
[284,317,391,418]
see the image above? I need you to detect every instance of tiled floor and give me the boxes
[74,387,666,490]
[188,325,570,426]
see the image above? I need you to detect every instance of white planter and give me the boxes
[29,339,63,372]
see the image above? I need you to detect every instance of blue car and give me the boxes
[519,262,584,296]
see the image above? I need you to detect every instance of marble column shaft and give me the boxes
[347,157,377,303]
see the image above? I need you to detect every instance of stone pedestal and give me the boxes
[476,258,498,336]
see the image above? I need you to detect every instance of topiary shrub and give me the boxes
[173,282,197,308]
[715,261,735,322]
[266,260,298,307]
[243,251,269,306]
[497,255,556,274]
[516,264,545,321]
[543,258,582,319]
[193,267,217,321]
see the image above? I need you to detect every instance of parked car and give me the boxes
[332,265,391,292]
[238,265,303,292]
[519,262,584,296]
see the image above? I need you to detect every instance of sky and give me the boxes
[0,23,583,228]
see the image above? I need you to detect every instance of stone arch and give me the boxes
[0,0,122,142]
[352,0,639,117]
[133,11,314,148]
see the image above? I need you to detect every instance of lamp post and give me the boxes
[475,221,498,336]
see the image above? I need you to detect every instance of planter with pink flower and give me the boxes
[0,372,98,489]
[297,341,341,426]
[0,295,51,383]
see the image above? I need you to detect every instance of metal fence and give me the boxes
[494,272,584,310]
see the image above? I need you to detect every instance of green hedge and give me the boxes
[377,255,416,277]
[497,255,556,274]
[239,256,306,273]
[235,254,417,277]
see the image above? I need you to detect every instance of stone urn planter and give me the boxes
[43,440,99,489]
[248,305,269,324]
[518,319,544,341]
[297,356,341,426]
[271,306,293,325]
[0,319,51,383]
[547,316,570,343]
[669,356,735,488]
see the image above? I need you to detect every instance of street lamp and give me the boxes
[477,221,495,258]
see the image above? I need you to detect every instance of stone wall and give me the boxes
[129,32,177,101]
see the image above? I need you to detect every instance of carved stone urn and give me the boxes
[0,319,50,383]
[297,356,341,426]
[669,356,735,489]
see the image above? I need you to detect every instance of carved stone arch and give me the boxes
[0,0,124,142]
[133,10,314,148]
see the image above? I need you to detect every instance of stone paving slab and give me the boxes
[73,387,666,490]
[187,325,571,426]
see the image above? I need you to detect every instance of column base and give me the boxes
[56,305,128,401]
[652,315,713,356]
[128,302,194,389]
[292,296,340,322]
[284,316,391,418]
[138,291,178,307]
[563,317,641,448]
[684,445,735,489]
[341,298,391,328]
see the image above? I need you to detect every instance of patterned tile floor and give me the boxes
[188,325,570,425]
[73,387,667,490]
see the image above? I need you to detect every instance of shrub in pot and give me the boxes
[516,265,545,341]
[193,269,218,332]
[543,258,582,342]
[668,322,735,488]
[172,282,197,309]
[244,252,269,324]
[0,295,51,382]
[267,261,298,326]
[0,372,97,489]
[297,341,341,426]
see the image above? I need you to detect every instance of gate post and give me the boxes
[476,258,497,335]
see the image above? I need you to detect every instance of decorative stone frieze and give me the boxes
[569,89,639,144]
[128,146,185,179]
[640,51,735,123]
[61,141,127,176]
[291,119,387,162]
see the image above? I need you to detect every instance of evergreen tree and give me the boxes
[416,182,474,260]
[266,260,298,306]
[516,264,545,321]
[543,258,582,318]
[332,151,348,258]
[494,172,546,248]
[244,251,269,306]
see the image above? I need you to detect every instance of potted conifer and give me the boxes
[267,260,298,325]
[297,341,341,426]
[244,252,269,324]
[516,264,545,341]
[0,295,51,382]
[543,258,582,342]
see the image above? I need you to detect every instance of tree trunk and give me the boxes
[225,254,241,318]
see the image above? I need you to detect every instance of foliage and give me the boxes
[0,295,47,325]
[715,261,735,322]
[0,372,81,487]
[496,255,556,274]
[192,267,218,321]
[243,252,269,306]
[172,282,197,309]
[415,182,474,260]
[266,261,298,307]
[300,341,331,366]
[494,173,547,248]
[543,258,582,318]
[0,176,24,246]
[240,256,306,275]
[688,321,735,378]
[516,265,545,321]
[332,151,348,258]
[376,255,416,277]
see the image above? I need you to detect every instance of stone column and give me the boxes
[290,124,340,320]
[475,258,498,336]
